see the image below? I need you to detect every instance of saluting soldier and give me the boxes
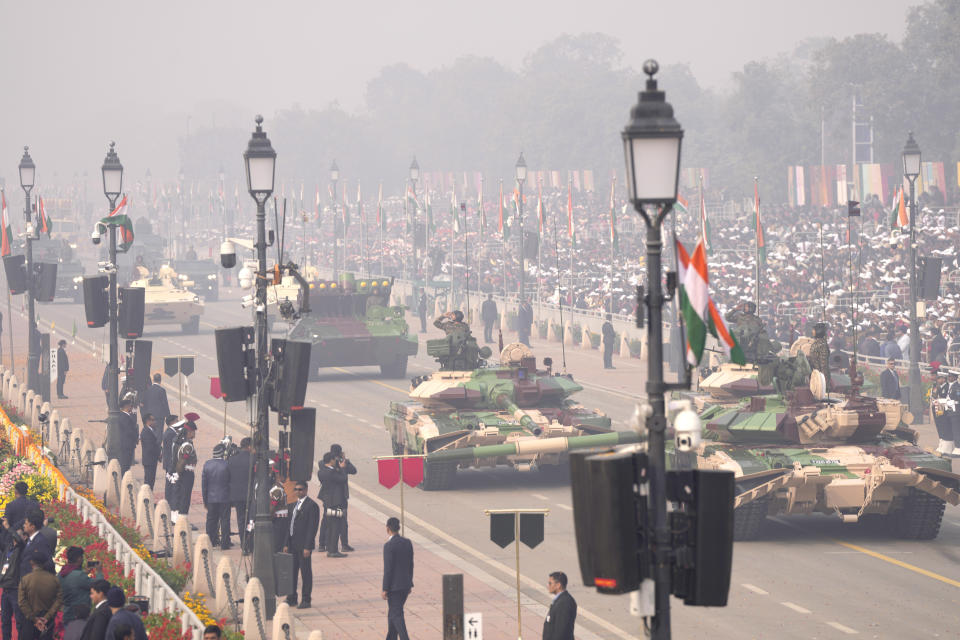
[433,310,469,336]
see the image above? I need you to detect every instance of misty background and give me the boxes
[1,0,952,202]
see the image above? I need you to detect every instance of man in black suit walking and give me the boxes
[56,340,69,399]
[542,571,576,640]
[283,481,319,609]
[227,438,252,553]
[139,414,162,491]
[142,373,171,428]
[382,517,413,640]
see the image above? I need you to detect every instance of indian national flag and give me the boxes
[753,180,766,273]
[676,238,746,366]
[452,191,461,233]
[38,196,52,237]
[478,182,486,232]
[1,189,11,257]
[890,186,908,229]
[608,177,617,250]
[104,194,135,252]
[498,179,504,234]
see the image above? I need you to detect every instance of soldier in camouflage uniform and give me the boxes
[724,302,775,364]
[808,322,831,390]
[434,310,470,336]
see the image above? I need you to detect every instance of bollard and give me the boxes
[172,515,193,567]
[49,410,61,450]
[213,556,239,620]
[271,602,296,640]
[120,470,142,523]
[23,389,34,417]
[547,321,560,342]
[92,448,109,496]
[135,484,155,539]
[191,534,215,595]
[442,574,464,640]
[242,577,267,640]
[580,326,594,350]
[563,322,574,345]
[152,499,173,556]
[104,459,123,507]
[620,333,633,359]
[306,632,323,640]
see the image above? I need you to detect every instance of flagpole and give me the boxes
[379,183,384,276]
[500,179,507,297]
[754,176,760,313]
[536,177,542,319]
[611,175,617,315]
[819,223,826,321]
[464,202,470,324]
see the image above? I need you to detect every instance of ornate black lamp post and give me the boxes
[18,147,38,392]
[902,132,922,419]
[100,143,124,459]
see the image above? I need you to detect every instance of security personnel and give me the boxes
[948,370,960,457]
[270,475,289,554]
[317,452,348,557]
[433,310,469,336]
[808,322,831,390]
[171,415,199,522]
[161,415,180,507]
[201,443,231,549]
[932,371,953,454]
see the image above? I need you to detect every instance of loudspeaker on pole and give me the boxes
[83,275,110,328]
[288,407,316,482]
[118,287,145,338]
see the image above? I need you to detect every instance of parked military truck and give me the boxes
[385,334,638,489]
[286,274,418,378]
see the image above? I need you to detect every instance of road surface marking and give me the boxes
[741,583,768,595]
[780,602,810,614]
[332,366,408,394]
[826,622,858,634]
[771,516,960,589]
[555,503,572,511]
[824,551,912,555]
[531,493,549,501]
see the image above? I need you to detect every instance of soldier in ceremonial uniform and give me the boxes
[433,310,469,336]
[270,472,289,553]
[171,414,199,522]
[808,322,831,391]
[932,371,953,454]
[162,415,180,507]
[948,370,960,457]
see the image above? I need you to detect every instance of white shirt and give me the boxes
[290,498,305,536]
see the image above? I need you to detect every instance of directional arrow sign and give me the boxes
[464,612,482,640]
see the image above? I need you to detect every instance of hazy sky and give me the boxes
[0,0,915,186]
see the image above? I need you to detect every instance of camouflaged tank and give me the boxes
[384,334,639,490]
[129,267,204,334]
[688,351,959,540]
[286,274,418,379]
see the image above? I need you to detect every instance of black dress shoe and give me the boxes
[286,597,297,606]
[327,551,347,558]
[341,545,355,552]
[296,602,311,609]
[317,546,326,553]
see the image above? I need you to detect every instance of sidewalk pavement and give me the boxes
[5,305,561,639]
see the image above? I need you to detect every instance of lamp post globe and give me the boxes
[330,160,339,183]
[622,59,683,207]
[409,156,420,184]
[102,142,124,205]
[901,131,923,422]
[620,58,684,640]
[244,115,279,619]
[515,152,527,183]
[18,146,39,393]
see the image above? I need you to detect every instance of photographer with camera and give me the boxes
[57,547,103,625]
[316,452,349,558]
[317,445,356,553]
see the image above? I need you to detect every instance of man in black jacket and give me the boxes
[161,415,180,506]
[542,571,576,640]
[56,340,69,399]
[227,438,252,553]
[283,481,319,609]
[117,397,139,474]
[480,294,498,343]
[139,413,162,491]
[417,289,428,333]
[328,444,356,552]
[517,297,533,346]
[382,516,413,640]
[79,579,111,640]
[880,358,901,400]
[201,444,231,548]
[141,373,171,428]
[4,482,39,533]
[601,314,616,369]
[316,453,348,557]
[0,521,24,640]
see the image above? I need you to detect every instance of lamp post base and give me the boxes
[252,517,277,619]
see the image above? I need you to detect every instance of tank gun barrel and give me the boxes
[426,430,640,463]
[494,393,538,434]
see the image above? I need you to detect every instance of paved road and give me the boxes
[31,293,960,639]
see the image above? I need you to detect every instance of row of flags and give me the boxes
[1,190,54,258]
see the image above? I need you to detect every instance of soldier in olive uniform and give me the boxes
[434,310,469,336]
[808,322,831,390]
[724,301,775,364]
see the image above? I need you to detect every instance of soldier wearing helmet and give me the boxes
[724,300,775,364]
[808,322,831,390]
[434,310,469,336]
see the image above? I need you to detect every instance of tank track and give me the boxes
[421,461,457,491]
[733,494,770,541]
[889,487,946,540]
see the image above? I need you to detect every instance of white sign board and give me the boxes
[50,349,57,380]
[465,612,482,640]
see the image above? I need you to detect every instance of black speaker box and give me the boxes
[273,340,311,414]
[35,263,57,302]
[118,287,145,338]
[289,407,316,482]
[83,275,109,328]
[215,326,252,402]
[919,256,942,301]
[3,255,27,295]
[129,340,152,400]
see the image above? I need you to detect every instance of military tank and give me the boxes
[687,350,960,540]
[286,274,418,378]
[384,328,639,489]
[129,266,204,334]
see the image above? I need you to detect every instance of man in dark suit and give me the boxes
[56,340,69,399]
[141,374,170,428]
[139,413,162,491]
[517,297,533,346]
[382,517,413,640]
[480,294,498,343]
[161,415,180,506]
[328,444,356,552]
[79,580,112,640]
[18,512,53,583]
[201,444,231,549]
[542,571,576,640]
[880,358,901,400]
[601,314,616,369]
[117,397,139,474]
[283,481,319,609]
[316,453,348,557]
[227,438,252,553]
[4,482,39,533]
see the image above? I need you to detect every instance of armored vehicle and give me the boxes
[286,274,418,378]
[690,352,959,540]
[129,266,204,334]
[384,333,638,489]
[32,238,84,303]
[172,259,219,302]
